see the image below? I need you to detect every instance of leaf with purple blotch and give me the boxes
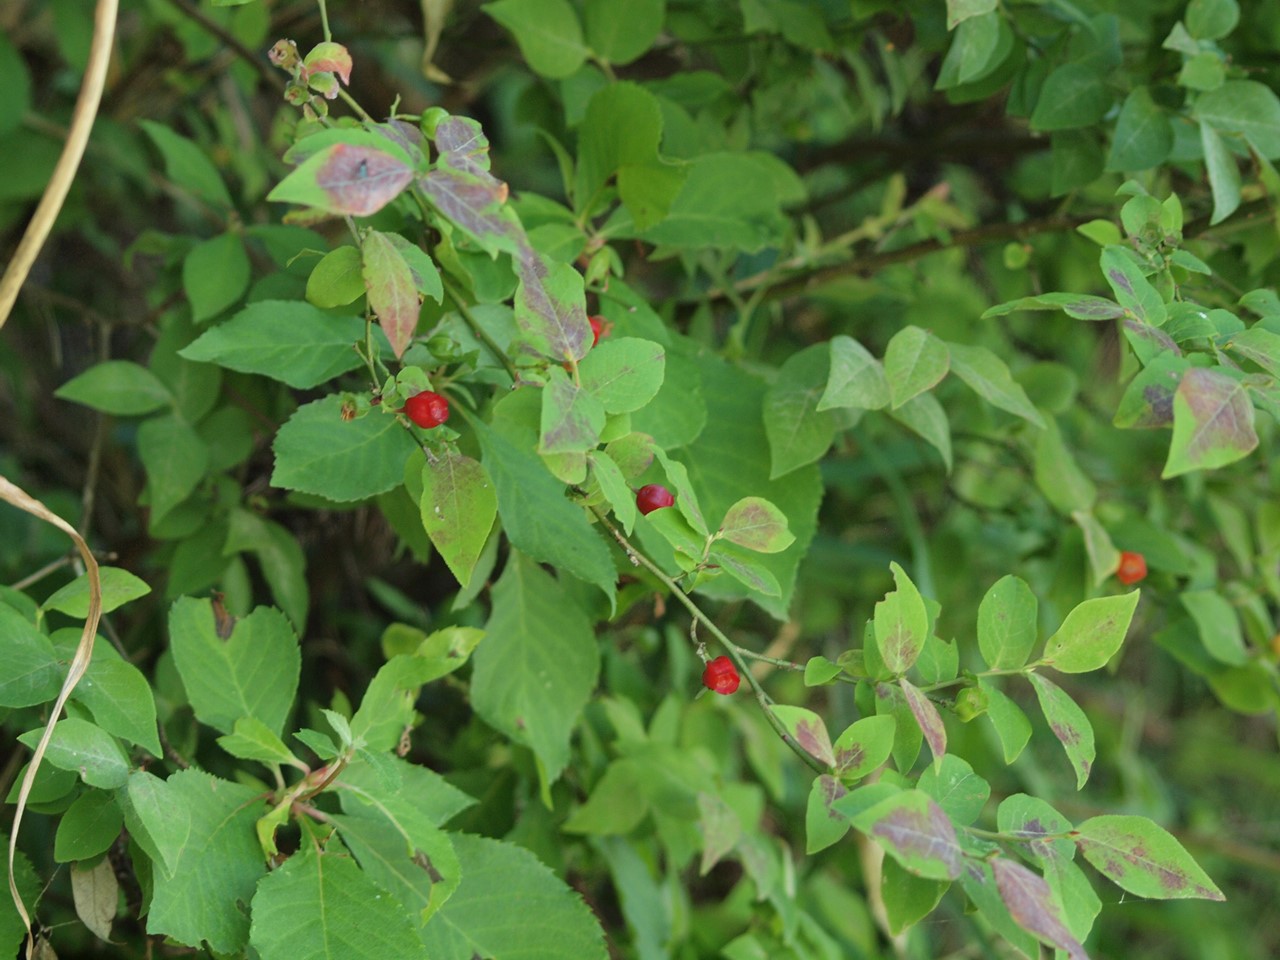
[771,705,836,768]
[899,678,946,769]
[873,561,929,676]
[1100,246,1166,325]
[1026,673,1094,789]
[849,789,963,881]
[514,255,592,361]
[270,143,413,217]
[1121,318,1181,365]
[1163,367,1258,477]
[362,230,420,358]
[982,292,1127,321]
[1074,815,1224,901]
[992,857,1090,960]
[419,167,523,257]
[1114,353,1188,429]
[434,116,493,178]
[832,714,895,780]
[804,775,850,854]
[539,365,605,455]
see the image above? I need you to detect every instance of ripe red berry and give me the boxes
[403,390,449,429]
[636,483,675,516]
[702,656,740,695]
[1116,550,1147,585]
[589,315,605,347]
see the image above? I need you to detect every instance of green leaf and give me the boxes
[1223,325,1280,377]
[224,509,310,633]
[168,596,301,736]
[250,841,426,960]
[333,811,459,925]
[514,256,592,361]
[1027,673,1094,789]
[419,452,497,587]
[583,0,663,64]
[616,161,689,231]
[946,0,996,29]
[1074,815,1225,901]
[268,142,414,217]
[770,705,836,767]
[576,82,664,207]
[717,496,795,554]
[818,335,889,411]
[474,414,616,602]
[588,451,638,534]
[386,233,444,302]
[992,857,1088,960]
[1099,246,1166,325]
[709,542,782,597]
[418,834,607,959]
[540,365,606,454]
[272,395,418,501]
[55,790,123,862]
[362,230,421,359]
[936,13,1004,89]
[1180,589,1248,665]
[946,342,1045,427]
[42,565,150,617]
[1195,79,1280,158]
[485,0,588,79]
[1186,0,1239,39]
[578,337,666,414]
[874,561,929,675]
[18,718,129,789]
[1107,86,1173,171]
[1042,591,1139,673]
[138,413,209,523]
[55,360,172,415]
[1030,62,1112,131]
[1073,509,1121,588]
[307,245,366,308]
[884,326,950,409]
[888,392,952,471]
[880,856,949,936]
[184,231,250,323]
[1178,52,1226,92]
[978,574,1038,670]
[917,754,989,826]
[805,775,851,854]
[472,552,600,783]
[1200,120,1242,224]
[833,714,896,780]
[339,754,475,832]
[764,342,840,479]
[140,120,233,208]
[980,679,1032,764]
[73,652,162,756]
[1163,367,1258,476]
[849,790,963,881]
[1034,418,1095,514]
[216,716,302,767]
[982,292,1127,321]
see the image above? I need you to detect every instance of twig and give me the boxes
[161,0,286,92]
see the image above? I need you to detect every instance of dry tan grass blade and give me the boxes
[1,477,102,959]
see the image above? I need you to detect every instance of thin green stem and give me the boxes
[916,666,1031,694]
[593,508,825,775]
[337,88,374,123]
[443,280,521,383]
[316,0,332,42]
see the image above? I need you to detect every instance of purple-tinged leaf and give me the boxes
[959,860,1042,958]
[849,790,963,881]
[997,794,1075,866]
[419,167,522,256]
[899,678,946,768]
[1114,353,1188,429]
[372,121,426,168]
[434,116,493,178]
[992,857,1090,960]
[873,561,929,675]
[539,366,605,455]
[1101,247,1166,325]
[1121,318,1181,365]
[1074,815,1225,901]
[805,775,850,854]
[1163,367,1258,477]
[362,230,420,358]
[916,754,989,827]
[718,496,795,554]
[1224,325,1280,378]
[1027,673,1094,789]
[832,715,895,780]
[270,143,413,217]
[771,705,836,768]
[515,255,592,361]
[982,293,1127,321]
[302,41,352,86]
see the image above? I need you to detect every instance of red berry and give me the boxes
[589,315,605,347]
[636,483,675,516]
[1116,550,1147,585]
[702,656,740,695]
[403,390,449,429]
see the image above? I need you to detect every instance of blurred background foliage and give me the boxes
[2,0,1279,956]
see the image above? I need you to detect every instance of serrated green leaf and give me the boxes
[333,811,459,925]
[216,716,302,767]
[1042,591,1139,673]
[138,413,210,523]
[472,552,600,784]
[55,361,172,415]
[272,395,418,502]
[168,596,300,736]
